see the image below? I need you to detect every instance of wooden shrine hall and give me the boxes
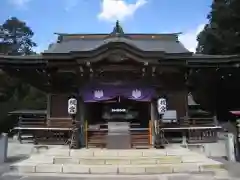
[1,21,240,149]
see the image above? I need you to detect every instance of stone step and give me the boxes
[44,148,200,157]
[20,155,212,165]
[53,156,183,165]
[11,161,225,175]
[52,155,210,165]
[10,145,226,176]
[25,151,211,165]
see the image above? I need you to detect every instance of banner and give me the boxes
[80,82,156,102]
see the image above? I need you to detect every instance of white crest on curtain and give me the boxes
[94,90,104,98]
[132,89,141,99]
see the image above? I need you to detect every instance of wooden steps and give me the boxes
[87,130,150,149]
[87,131,107,148]
[131,130,150,149]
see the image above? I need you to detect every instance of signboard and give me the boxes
[157,98,167,115]
[111,108,127,112]
[68,98,77,115]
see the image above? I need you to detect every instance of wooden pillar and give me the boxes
[17,116,22,143]
[70,114,79,149]
[69,94,80,149]
[184,71,189,119]
[183,71,189,144]
[150,100,157,146]
[69,94,86,149]
[46,93,51,125]
[78,96,85,148]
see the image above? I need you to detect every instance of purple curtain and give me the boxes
[80,82,156,102]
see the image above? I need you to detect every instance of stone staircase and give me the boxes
[11,145,226,175]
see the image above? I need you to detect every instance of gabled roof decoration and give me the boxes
[110,20,124,36]
[106,20,131,40]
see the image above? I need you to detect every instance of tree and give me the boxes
[0,25,11,54]
[193,0,240,121]
[196,0,240,54]
[0,70,16,101]
[0,17,46,133]
[0,17,37,102]
[1,17,36,55]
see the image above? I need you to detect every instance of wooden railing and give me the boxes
[16,116,72,144]
[18,116,46,128]
[187,129,217,143]
[180,117,216,126]
[16,116,219,146]
[47,117,72,128]
[182,117,218,143]
[156,117,219,144]
[17,116,46,143]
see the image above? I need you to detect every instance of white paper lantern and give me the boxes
[157,98,166,106]
[157,98,167,115]
[68,98,77,115]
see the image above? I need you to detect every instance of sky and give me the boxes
[0,0,213,53]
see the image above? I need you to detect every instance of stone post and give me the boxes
[0,133,8,163]
[181,133,187,147]
[225,133,236,162]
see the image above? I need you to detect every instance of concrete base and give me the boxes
[10,145,226,175]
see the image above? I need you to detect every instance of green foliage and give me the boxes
[0,71,16,101]
[0,17,46,133]
[197,0,240,54]
[0,17,36,55]
[194,0,240,120]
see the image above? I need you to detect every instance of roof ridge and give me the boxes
[54,32,182,36]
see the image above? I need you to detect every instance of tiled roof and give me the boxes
[44,21,189,54]
[44,36,189,54]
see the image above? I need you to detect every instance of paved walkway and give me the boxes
[1,139,240,180]
[1,173,240,180]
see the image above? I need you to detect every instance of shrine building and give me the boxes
[1,21,240,149]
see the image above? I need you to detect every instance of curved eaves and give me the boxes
[71,41,165,60]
